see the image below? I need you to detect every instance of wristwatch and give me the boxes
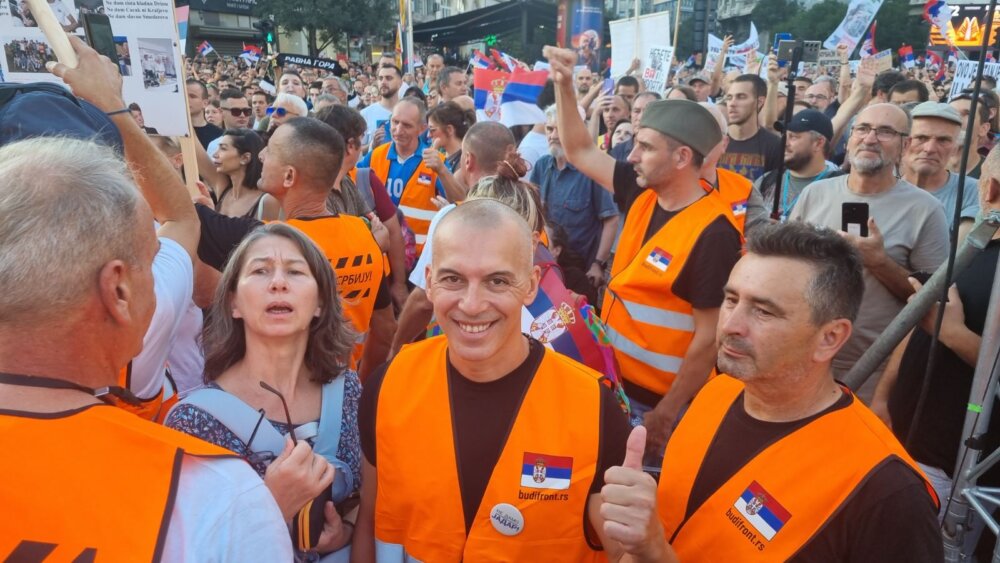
[593,259,608,270]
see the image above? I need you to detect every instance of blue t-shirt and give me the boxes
[359,140,445,206]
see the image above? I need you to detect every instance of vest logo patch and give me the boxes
[731,199,748,217]
[528,302,575,344]
[644,247,672,273]
[733,481,790,541]
[417,172,432,185]
[520,452,572,490]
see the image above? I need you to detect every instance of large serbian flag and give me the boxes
[473,68,510,122]
[498,68,548,127]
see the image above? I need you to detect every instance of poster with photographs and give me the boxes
[0,0,189,136]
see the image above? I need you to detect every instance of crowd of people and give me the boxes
[3,31,1000,562]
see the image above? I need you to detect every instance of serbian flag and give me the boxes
[924,0,952,40]
[499,68,547,126]
[490,48,519,72]
[928,50,946,80]
[473,68,509,122]
[524,246,607,375]
[197,40,214,56]
[898,45,915,69]
[469,49,493,70]
[521,452,573,490]
[733,481,792,541]
[860,22,877,57]
[240,43,262,63]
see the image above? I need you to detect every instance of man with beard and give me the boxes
[530,105,619,284]
[754,110,843,223]
[598,222,942,562]
[790,103,949,395]
[361,65,403,150]
[719,75,783,182]
[575,66,593,98]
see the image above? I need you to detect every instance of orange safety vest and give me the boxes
[601,189,740,398]
[0,404,232,561]
[110,363,177,423]
[283,216,386,365]
[700,167,752,234]
[374,337,606,562]
[367,142,443,254]
[658,375,939,561]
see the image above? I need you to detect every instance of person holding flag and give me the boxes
[197,40,215,58]
[860,22,878,57]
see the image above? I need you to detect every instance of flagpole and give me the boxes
[672,0,682,52]
[406,0,414,74]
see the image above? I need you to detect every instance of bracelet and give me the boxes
[105,108,131,116]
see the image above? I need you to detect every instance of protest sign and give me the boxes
[641,44,673,93]
[276,53,344,73]
[609,11,671,78]
[818,49,840,68]
[869,49,892,73]
[706,23,759,72]
[823,0,884,51]
[949,60,1000,99]
[0,0,189,136]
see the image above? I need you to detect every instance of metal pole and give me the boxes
[942,255,1000,561]
[672,0,682,53]
[770,42,803,221]
[842,212,1000,390]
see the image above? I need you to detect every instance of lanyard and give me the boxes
[0,372,142,406]
[781,168,830,221]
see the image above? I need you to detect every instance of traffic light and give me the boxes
[253,20,275,46]
[485,34,497,47]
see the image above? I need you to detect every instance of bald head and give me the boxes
[451,95,475,113]
[700,102,727,134]
[433,199,534,271]
[859,103,910,133]
[700,102,729,170]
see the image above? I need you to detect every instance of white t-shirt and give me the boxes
[166,302,205,397]
[360,103,392,148]
[410,204,535,335]
[161,456,292,561]
[48,0,75,27]
[132,238,194,399]
[518,130,549,180]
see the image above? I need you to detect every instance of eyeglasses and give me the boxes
[259,381,298,444]
[224,107,253,117]
[851,124,907,141]
[266,107,290,117]
[805,93,829,101]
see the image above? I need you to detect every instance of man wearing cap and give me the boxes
[754,109,844,225]
[688,73,713,102]
[545,45,743,461]
[901,102,981,240]
[790,103,950,396]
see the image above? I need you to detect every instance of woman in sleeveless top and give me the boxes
[206,128,279,219]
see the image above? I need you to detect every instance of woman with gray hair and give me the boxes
[166,223,360,560]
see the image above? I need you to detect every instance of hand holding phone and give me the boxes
[842,202,869,237]
[82,13,118,67]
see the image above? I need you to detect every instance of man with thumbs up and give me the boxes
[601,222,942,561]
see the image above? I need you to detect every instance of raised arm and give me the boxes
[544,45,617,192]
[710,35,733,99]
[831,57,875,148]
[762,52,780,131]
[50,36,200,258]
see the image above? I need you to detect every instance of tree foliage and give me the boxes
[254,0,394,56]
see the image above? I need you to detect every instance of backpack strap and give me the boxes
[315,374,346,461]
[169,387,287,457]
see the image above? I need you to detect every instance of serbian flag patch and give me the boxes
[731,199,748,216]
[733,481,791,541]
[645,247,671,272]
[417,172,432,185]
[521,452,572,490]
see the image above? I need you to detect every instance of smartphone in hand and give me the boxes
[842,202,869,237]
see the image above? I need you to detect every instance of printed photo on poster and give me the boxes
[11,0,105,32]
[114,35,130,75]
[570,0,603,72]
[3,36,56,72]
[138,37,177,92]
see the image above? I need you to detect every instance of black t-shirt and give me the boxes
[889,239,1000,483]
[683,390,943,562]
[195,204,391,309]
[194,123,223,150]
[718,128,784,181]
[359,339,632,534]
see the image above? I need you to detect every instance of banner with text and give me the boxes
[949,60,1000,100]
[609,11,671,78]
[823,0,883,52]
[0,0,189,136]
[641,44,674,93]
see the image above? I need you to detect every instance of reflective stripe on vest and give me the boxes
[367,143,442,255]
[0,405,232,561]
[601,189,740,397]
[374,337,605,562]
[700,167,753,235]
[282,217,386,366]
[658,375,940,561]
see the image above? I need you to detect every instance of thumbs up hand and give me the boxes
[600,426,673,561]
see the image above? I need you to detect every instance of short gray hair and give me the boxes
[0,137,142,322]
[273,92,309,117]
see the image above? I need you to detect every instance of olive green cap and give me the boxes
[638,99,722,157]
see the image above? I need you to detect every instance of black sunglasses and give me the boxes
[260,381,298,444]
[224,107,253,117]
